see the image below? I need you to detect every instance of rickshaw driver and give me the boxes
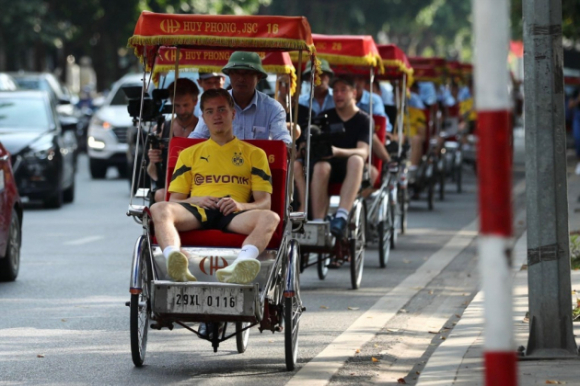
[298,59,335,115]
[190,51,292,145]
[353,75,392,189]
[150,88,280,284]
[194,72,226,117]
[310,75,371,238]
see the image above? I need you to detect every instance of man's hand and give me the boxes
[148,148,162,164]
[216,197,244,216]
[187,196,220,210]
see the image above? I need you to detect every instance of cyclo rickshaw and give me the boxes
[374,44,414,261]
[440,60,473,193]
[125,11,320,371]
[407,57,448,208]
[290,34,383,286]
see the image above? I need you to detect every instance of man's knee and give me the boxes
[150,201,173,222]
[347,155,364,170]
[313,161,331,178]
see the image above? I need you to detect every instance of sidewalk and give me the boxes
[416,159,580,385]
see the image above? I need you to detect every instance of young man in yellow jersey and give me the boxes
[150,88,280,285]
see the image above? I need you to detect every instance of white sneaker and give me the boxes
[167,251,197,282]
[216,258,261,284]
[575,162,580,175]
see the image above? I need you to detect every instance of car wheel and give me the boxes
[63,179,75,203]
[44,189,63,209]
[0,208,21,281]
[89,158,107,179]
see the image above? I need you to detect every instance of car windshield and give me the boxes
[0,98,50,129]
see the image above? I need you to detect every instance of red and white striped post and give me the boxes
[474,0,517,385]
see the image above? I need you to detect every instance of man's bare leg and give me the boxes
[311,161,331,220]
[150,201,201,282]
[215,209,280,284]
[293,160,307,212]
[338,155,364,212]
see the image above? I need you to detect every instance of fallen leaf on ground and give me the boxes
[428,290,434,295]
[428,330,440,334]
[374,344,379,348]
[455,314,461,318]
[399,309,407,313]
[355,349,361,354]
[320,305,329,309]
[37,354,44,358]
[546,381,566,385]
[442,326,452,330]
[61,319,66,322]
[403,259,411,264]
[350,373,355,375]
[440,336,446,340]
[521,264,528,270]
[397,378,407,384]
[348,307,360,310]
[371,357,380,362]
[416,371,421,375]
[268,340,274,343]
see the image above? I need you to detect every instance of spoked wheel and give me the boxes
[349,201,366,289]
[284,241,302,371]
[438,161,446,201]
[427,178,435,211]
[390,201,398,250]
[130,243,152,367]
[236,322,251,353]
[398,188,408,234]
[377,220,391,268]
[456,160,463,193]
[317,253,330,280]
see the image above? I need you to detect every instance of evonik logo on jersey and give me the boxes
[194,173,249,185]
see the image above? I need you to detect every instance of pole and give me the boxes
[523,0,579,358]
[474,0,517,385]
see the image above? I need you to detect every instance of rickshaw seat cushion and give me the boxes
[157,137,287,249]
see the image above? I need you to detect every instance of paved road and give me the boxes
[0,138,524,386]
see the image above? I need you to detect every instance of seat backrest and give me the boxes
[164,137,288,233]
[371,115,387,189]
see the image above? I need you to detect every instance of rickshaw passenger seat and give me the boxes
[155,137,287,249]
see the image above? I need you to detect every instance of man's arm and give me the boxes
[331,141,369,160]
[214,191,271,216]
[189,116,210,139]
[169,192,221,210]
[371,94,387,117]
[371,134,390,162]
[268,102,293,145]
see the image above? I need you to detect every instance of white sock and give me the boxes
[312,218,325,223]
[336,207,349,220]
[163,246,181,260]
[237,245,260,261]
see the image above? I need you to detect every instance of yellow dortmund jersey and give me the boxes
[405,107,427,137]
[168,137,273,203]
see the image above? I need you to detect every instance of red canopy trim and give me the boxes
[412,65,444,83]
[565,76,580,86]
[128,11,317,76]
[152,49,297,94]
[409,56,447,71]
[377,44,413,84]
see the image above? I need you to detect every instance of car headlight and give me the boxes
[91,117,112,130]
[24,140,56,161]
[88,136,106,150]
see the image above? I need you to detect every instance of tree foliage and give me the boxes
[0,0,577,90]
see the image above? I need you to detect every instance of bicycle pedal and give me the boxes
[125,301,130,307]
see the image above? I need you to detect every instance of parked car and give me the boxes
[0,91,77,208]
[0,73,18,91]
[9,72,89,152]
[87,74,146,179]
[0,141,22,281]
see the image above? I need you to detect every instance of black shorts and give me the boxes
[179,204,245,231]
[312,158,348,184]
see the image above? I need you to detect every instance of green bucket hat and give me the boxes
[302,58,334,78]
[222,51,268,79]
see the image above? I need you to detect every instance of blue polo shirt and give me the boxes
[190,89,291,145]
[298,90,334,116]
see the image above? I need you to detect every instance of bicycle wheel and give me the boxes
[349,201,366,289]
[317,253,330,280]
[284,242,301,371]
[130,243,151,367]
[378,220,391,268]
[236,322,250,353]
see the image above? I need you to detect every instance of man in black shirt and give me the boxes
[310,75,370,237]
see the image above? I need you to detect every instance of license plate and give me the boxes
[167,286,244,315]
